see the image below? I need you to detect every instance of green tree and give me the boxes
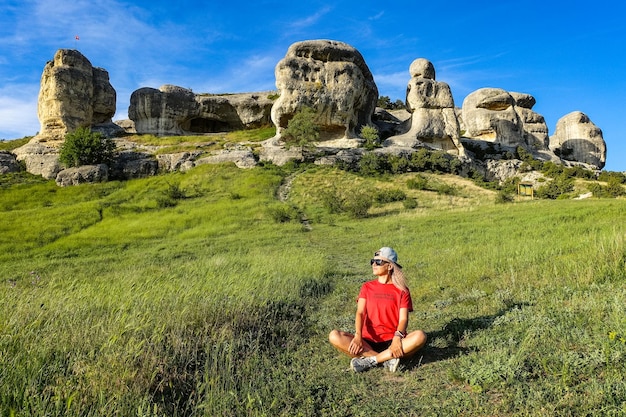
[377,96,392,109]
[281,107,319,149]
[59,127,116,168]
[360,125,380,150]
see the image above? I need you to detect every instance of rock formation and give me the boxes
[509,92,549,150]
[549,111,606,169]
[462,88,522,146]
[35,49,117,142]
[0,151,20,174]
[128,86,274,136]
[270,40,378,143]
[56,164,108,187]
[6,41,609,183]
[386,58,463,155]
[12,142,62,179]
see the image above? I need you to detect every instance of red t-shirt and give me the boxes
[357,280,413,343]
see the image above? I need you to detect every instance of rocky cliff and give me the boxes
[128,86,274,136]
[4,41,609,184]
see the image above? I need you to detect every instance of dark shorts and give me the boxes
[364,339,393,353]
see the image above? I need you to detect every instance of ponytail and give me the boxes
[391,266,408,292]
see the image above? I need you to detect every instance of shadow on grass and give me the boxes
[403,302,531,370]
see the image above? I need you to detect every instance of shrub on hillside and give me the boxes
[358,153,389,176]
[267,203,299,223]
[598,171,626,184]
[495,190,514,204]
[319,186,373,218]
[281,107,319,149]
[59,127,116,168]
[587,179,626,198]
[402,197,418,209]
[407,175,430,190]
[535,176,574,199]
[374,188,406,204]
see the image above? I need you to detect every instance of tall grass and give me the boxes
[1,162,626,416]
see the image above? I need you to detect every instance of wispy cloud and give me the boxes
[287,6,333,30]
[368,11,385,20]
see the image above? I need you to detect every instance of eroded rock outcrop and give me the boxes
[128,86,274,136]
[56,164,108,187]
[549,111,606,169]
[35,49,117,142]
[0,151,20,174]
[386,58,463,155]
[270,40,378,143]
[12,142,62,179]
[461,88,553,151]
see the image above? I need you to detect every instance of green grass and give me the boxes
[1,162,626,416]
[0,137,31,151]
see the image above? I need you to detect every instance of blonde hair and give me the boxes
[391,265,408,292]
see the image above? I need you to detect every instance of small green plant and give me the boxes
[156,182,186,208]
[374,188,406,204]
[358,153,389,177]
[282,107,319,150]
[342,189,373,218]
[360,125,380,150]
[495,190,514,204]
[59,127,116,168]
[267,203,298,223]
[402,197,418,209]
[318,186,373,218]
[536,176,574,199]
[407,175,429,190]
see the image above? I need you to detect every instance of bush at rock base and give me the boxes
[59,127,116,168]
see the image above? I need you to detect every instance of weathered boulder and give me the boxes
[461,88,551,153]
[12,142,61,179]
[510,92,549,150]
[386,58,463,155]
[194,93,274,132]
[196,146,257,169]
[549,111,606,169]
[55,164,108,187]
[0,151,20,174]
[129,85,198,136]
[157,151,202,172]
[270,40,378,142]
[35,49,116,142]
[128,86,274,136]
[114,119,136,134]
[462,88,522,146]
[109,151,158,180]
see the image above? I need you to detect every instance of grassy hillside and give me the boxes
[1,161,626,416]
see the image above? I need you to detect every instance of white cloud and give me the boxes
[368,11,385,20]
[0,94,39,139]
[287,6,333,30]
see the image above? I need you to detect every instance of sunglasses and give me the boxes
[370,259,388,266]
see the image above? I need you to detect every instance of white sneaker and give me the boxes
[384,358,400,372]
[350,356,377,372]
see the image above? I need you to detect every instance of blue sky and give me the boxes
[1,0,624,171]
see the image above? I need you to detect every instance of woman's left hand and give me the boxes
[390,337,404,358]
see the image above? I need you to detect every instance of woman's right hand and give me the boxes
[349,335,364,355]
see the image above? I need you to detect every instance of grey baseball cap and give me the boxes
[374,247,402,268]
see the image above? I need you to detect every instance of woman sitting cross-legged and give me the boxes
[328,247,427,372]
